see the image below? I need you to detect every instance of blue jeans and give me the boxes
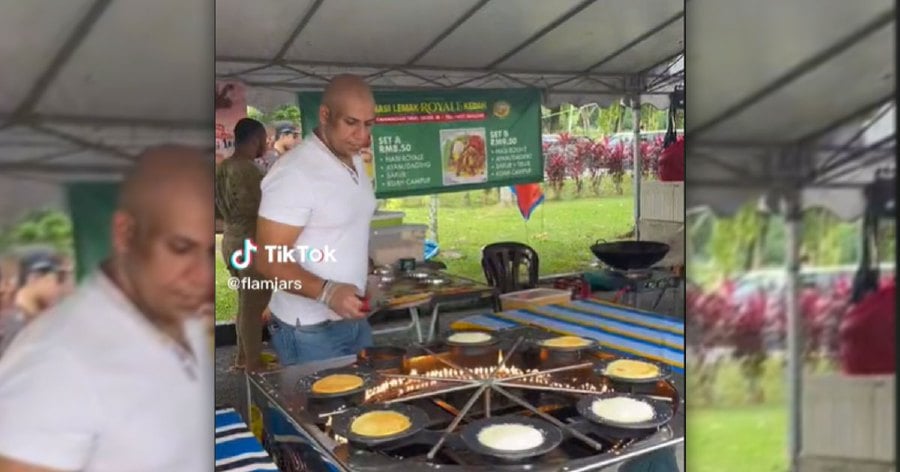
[267,315,373,366]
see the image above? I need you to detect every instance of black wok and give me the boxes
[590,239,669,271]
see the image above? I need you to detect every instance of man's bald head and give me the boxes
[318,75,377,159]
[321,74,374,113]
[118,145,212,222]
[109,145,215,327]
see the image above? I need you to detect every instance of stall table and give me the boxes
[372,271,495,343]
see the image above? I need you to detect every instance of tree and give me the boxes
[0,209,73,255]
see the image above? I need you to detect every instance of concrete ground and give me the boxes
[215,287,685,471]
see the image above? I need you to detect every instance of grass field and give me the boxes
[216,178,637,321]
[686,356,795,472]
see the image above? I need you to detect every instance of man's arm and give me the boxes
[255,217,365,319]
[0,455,70,472]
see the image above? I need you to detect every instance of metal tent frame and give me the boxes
[686,1,895,470]
[215,0,686,237]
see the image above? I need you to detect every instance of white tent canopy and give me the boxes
[0,0,212,223]
[687,0,895,220]
[215,0,685,110]
[686,1,895,470]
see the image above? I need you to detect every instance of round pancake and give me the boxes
[447,332,492,344]
[605,359,660,379]
[350,410,412,437]
[477,423,544,451]
[311,374,364,394]
[541,336,591,348]
[591,397,655,423]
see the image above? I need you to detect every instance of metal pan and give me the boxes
[532,335,597,352]
[405,269,433,280]
[357,346,408,371]
[590,239,669,271]
[444,331,498,347]
[297,366,375,399]
[576,392,673,431]
[331,403,429,447]
[595,358,672,384]
[445,331,500,357]
[460,415,563,461]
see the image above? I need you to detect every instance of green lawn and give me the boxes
[686,356,798,472]
[687,405,787,472]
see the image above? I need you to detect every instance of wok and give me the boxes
[590,239,669,271]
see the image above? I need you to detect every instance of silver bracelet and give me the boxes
[317,280,332,304]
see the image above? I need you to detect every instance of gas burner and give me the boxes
[248,327,683,471]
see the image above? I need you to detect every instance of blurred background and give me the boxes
[686,1,895,472]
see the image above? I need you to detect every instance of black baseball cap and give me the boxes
[275,123,300,138]
[18,249,64,286]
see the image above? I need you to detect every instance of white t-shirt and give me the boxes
[0,271,212,472]
[259,133,376,326]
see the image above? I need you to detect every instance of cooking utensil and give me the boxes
[444,330,500,358]
[460,415,563,461]
[594,358,672,384]
[405,269,432,280]
[331,403,429,447]
[297,366,375,399]
[398,258,416,272]
[422,276,450,286]
[590,239,670,271]
[576,392,673,431]
[357,346,408,370]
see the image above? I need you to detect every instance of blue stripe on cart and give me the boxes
[537,305,684,350]
[570,299,684,334]
[492,310,683,370]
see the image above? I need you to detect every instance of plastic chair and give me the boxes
[481,242,540,296]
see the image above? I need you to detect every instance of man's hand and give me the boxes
[0,454,72,472]
[326,283,366,319]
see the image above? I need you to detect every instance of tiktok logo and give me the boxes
[230,239,258,270]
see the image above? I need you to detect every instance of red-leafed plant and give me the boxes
[588,138,608,196]
[543,133,574,199]
[606,140,627,195]
[568,138,592,197]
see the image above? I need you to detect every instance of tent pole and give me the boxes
[632,94,642,240]
[429,195,439,244]
[784,188,803,471]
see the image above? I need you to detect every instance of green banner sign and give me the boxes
[65,182,119,282]
[298,88,543,198]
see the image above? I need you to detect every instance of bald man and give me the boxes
[256,74,377,366]
[0,146,214,472]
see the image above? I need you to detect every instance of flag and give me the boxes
[510,184,544,221]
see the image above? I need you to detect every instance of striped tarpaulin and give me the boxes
[451,298,685,373]
[215,408,278,472]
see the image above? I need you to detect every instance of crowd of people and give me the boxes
[0,249,74,356]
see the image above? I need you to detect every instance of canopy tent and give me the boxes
[686,0,895,469]
[216,0,685,239]
[0,0,212,224]
[216,0,684,110]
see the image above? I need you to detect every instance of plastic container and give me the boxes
[369,224,427,266]
[371,211,405,229]
[499,288,572,311]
